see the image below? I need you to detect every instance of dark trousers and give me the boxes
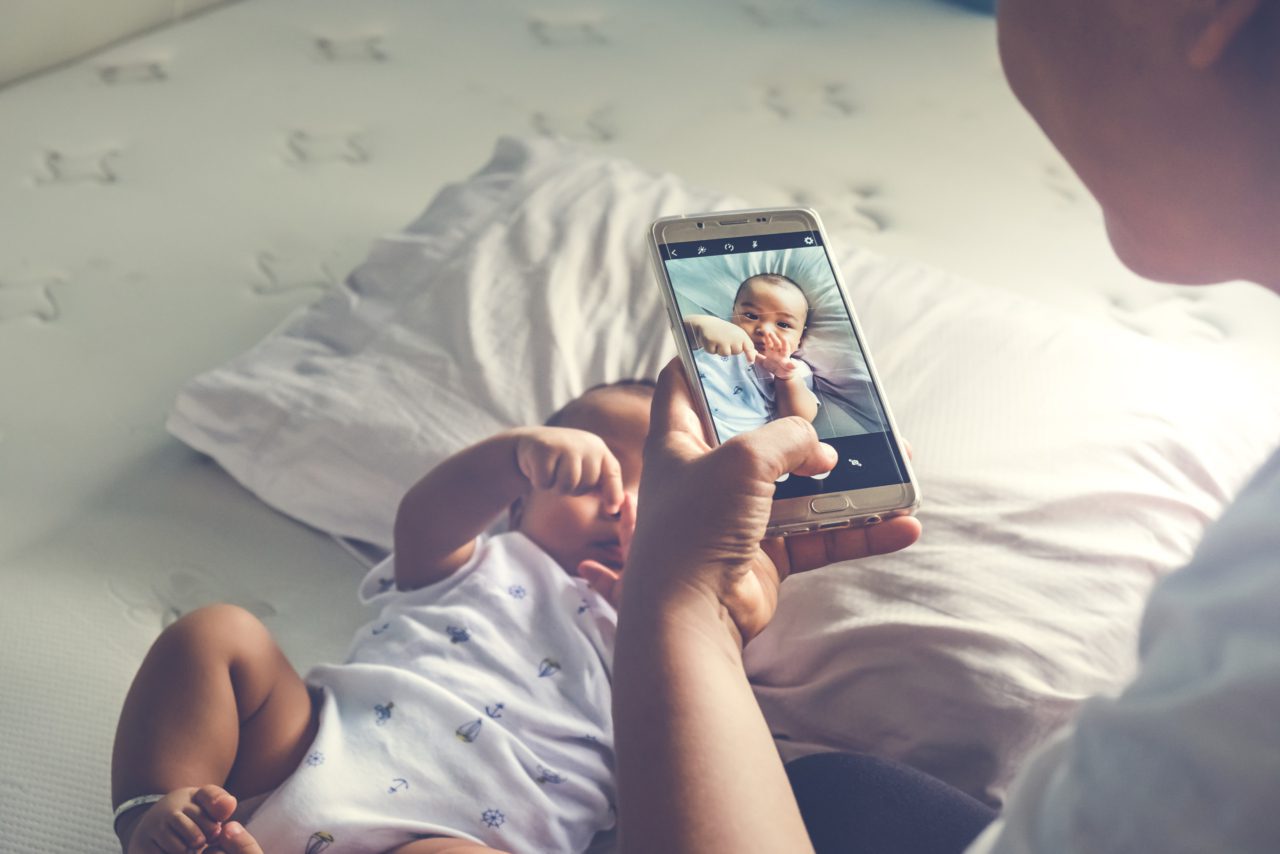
[785,752,998,854]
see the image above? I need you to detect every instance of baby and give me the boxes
[110,380,652,854]
[683,273,819,440]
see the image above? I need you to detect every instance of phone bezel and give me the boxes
[648,206,920,536]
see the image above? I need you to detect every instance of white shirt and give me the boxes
[967,447,1280,853]
[693,349,816,441]
[246,531,618,854]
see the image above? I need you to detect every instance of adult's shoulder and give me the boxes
[972,448,1280,854]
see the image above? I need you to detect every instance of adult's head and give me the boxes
[996,0,1280,289]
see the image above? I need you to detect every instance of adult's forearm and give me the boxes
[613,592,815,854]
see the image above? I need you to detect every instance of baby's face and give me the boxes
[516,389,650,577]
[731,279,808,356]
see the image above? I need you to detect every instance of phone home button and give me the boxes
[810,496,850,514]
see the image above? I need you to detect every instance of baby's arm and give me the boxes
[772,372,819,423]
[394,427,624,591]
[757,331,819,423]
[683,315,756,362]
[394,432,531,591]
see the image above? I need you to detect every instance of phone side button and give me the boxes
[810,496,851,514]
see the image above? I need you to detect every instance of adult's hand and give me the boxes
[624,358,921,645]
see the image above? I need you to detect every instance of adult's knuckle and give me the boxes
[716,436,768,477]
[780,415,818,444]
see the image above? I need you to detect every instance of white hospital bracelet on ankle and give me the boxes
[112,794,166,827]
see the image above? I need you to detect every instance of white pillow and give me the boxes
[168,135,1280,803]
[170,135,736,548]
[746,250,1280,803]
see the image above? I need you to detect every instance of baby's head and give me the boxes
[731,274,810,355]
[512,379,654,576]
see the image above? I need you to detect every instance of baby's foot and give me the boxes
[119,784,237,854]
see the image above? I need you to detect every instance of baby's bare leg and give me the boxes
[111,604,319,852]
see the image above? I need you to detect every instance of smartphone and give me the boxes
[648,207,919,536]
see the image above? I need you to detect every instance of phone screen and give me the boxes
[659,228,910,500]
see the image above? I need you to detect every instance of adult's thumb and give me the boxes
[730,415,836,483]
[647,358,712,455]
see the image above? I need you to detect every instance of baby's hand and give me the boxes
[576,492,636,608]
[756,329,797,378]
[514,426,625,513]
[684,316,756,363]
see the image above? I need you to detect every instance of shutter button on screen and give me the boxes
[810,496,850,514]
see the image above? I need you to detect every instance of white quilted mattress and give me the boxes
[2,1,1278,851]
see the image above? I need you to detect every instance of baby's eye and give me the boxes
[778,321,793,330]
[743,312,760,321]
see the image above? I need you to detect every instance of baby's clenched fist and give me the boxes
[514,427,626,514]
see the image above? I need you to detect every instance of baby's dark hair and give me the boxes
[735,273,809,315]
[544,378,658,427]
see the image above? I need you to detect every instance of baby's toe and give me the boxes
[167,810,207,850]
[181,799,223,839]
[193,783,238,823]
[209,821,264,854]
[144,822,198,854]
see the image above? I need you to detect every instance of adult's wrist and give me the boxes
[624,585,748,656]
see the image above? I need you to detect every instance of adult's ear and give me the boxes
[1187,0,1265,70]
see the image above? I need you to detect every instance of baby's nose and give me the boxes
[602,490,638,520]
[599,496,622,520]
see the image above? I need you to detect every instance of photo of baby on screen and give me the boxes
[668,245,890,442]
[683,273,820,436]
